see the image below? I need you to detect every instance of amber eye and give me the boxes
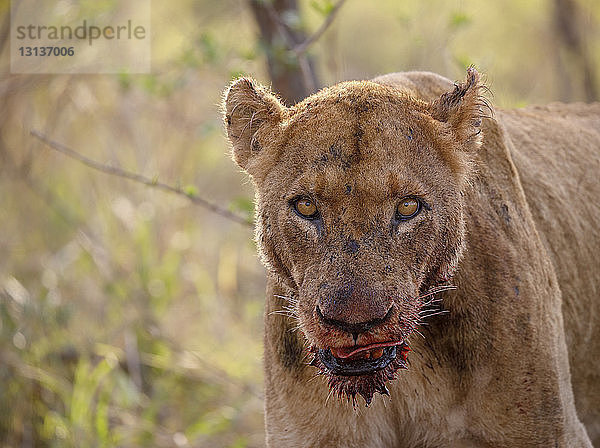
[294,198,319,219]
[396,197,421,220]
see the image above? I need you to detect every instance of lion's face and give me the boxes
[224,70,484,405]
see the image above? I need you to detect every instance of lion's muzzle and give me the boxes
[315,303,395,341]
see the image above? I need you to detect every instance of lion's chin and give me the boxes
[309,342,410,407]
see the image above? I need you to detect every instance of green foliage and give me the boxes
[229,197,255,221]
[183,185,199,198]
[449,11,472,29]
[310,0,336,17]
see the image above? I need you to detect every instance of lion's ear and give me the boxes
[429,67,488,152]
[223,77,286,172]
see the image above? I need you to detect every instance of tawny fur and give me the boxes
[223,69,600,447]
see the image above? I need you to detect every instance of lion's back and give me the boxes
[500,103,600,435]
[372,71,453,101]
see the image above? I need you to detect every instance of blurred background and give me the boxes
[0,0,598,446]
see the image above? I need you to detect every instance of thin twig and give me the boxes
[293,0,347,56]
[30,129,253,228]
[262,2,317,93]
[262,0,347,96]
[263,2,297,48]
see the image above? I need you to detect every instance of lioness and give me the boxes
[223,68,600,447]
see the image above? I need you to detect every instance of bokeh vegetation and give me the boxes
[0,0,598,446]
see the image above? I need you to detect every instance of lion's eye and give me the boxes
[396,197,421,220]
[294,198,319,219]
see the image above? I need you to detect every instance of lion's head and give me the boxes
[224,69,487,406]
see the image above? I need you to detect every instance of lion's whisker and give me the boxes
[300,351,314,365]
[268,310,298,318]
[413,328,426,339]
[417,285,457,301]
[325,385,336,406]
[274,294,298,305]
[282,306,298,315]
[421,297,443,307]
[417,306,443,315]
[418,309,450,320]
[307,372,323,384]
[289,323,304,332]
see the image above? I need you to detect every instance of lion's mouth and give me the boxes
[309,340,410,406]
[318,341,405,376]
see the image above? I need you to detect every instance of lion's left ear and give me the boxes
[429,67,488,152]
[223,77,287,175]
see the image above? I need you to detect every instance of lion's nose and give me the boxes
[315,305,394,341]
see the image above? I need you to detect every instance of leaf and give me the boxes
[229,197,254,217]
[183,185,199,198]
[449,12,471,29]
[198,33,219,64]
[118,72,131,90]
[310,0,335,16]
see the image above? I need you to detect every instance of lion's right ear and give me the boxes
[429,67,489,153]
[223,78,286,173]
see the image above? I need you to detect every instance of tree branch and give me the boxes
[293,0,346,56]
[255,0,346,99]
[249,0,319,103]
[260,1,319,95]
[30,130,253,228]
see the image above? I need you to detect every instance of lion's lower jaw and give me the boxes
[309,345,410,407]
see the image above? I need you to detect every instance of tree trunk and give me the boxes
[553,0,598,102]
[248,0,320,105]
